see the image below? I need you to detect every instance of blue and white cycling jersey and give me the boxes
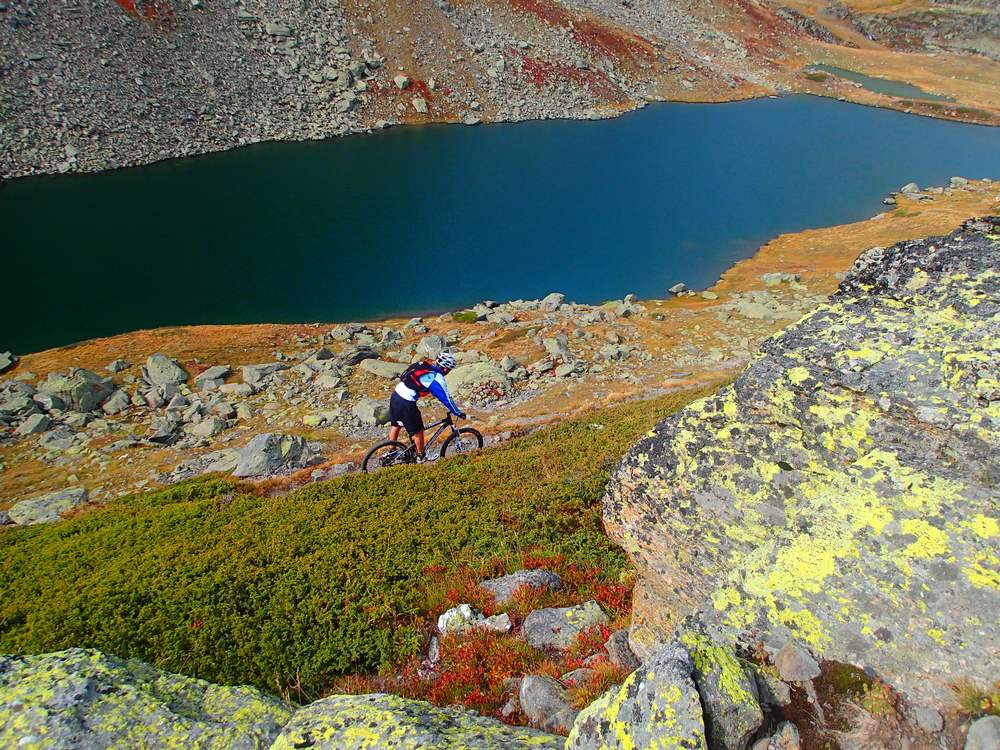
[394,367,462,416]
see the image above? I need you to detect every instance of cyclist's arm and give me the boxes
[423,372,463,416]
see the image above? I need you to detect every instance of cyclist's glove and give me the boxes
[456,411,467,420]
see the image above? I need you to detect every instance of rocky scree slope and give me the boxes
[605,216,1000,710]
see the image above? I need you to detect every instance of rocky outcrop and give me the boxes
[0,648,291,748]
[267,693,564,750]
[605,217,1000,708]
[0,649,563,749]
[231,433,320,478]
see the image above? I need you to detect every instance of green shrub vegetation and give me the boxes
[451,310,479,323]
[0,385,720,699]
[803,71,828,83]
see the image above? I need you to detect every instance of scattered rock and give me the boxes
[446,362,513,405]
[566,641,706,749]
[437,604,512,635]
[751,721,800,750]
[0,351,18,373]
[522,600,608,650]
[604,629,640,671]
[231,433,318,478]
[8,487,88,525]
[335,346,379,368]
[519,675,578,733]
[101,389,131,415]
[14,413,51,436]
[143,354,189,386]
[773,640,820,683]
[194,365,231,389]
[669,282,687,294]
[359,359,406,379]
[480,569,562,605]
[393,74,410,90]
[37,369,114,412]
[540,292,565,311]
[352,398,390,426]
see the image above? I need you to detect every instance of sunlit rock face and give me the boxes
[605,217,1000,707]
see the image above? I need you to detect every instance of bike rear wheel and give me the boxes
[439,427,484,458]
[362,440,412,473]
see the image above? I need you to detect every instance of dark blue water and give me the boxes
[2,95,999,354]
[811,64,955,102]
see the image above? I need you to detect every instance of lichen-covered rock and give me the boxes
[566,641,707,749]
[682,633,762,750]
[605,217,1000,707]
[269,693,564,749]
[522,600,608,651]
[445,363,513,405]
[0,648,290,749]
[519,675,577,734]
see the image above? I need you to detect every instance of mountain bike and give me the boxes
[362,413,484,473]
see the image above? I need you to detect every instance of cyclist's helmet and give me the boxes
[435,351,457,371]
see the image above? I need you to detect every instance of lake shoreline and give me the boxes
[2,179,996,505]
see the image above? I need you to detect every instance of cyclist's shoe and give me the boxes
[415,453,427,464]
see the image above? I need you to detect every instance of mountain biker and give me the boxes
[388,351,466,462]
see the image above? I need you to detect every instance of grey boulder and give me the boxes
[522,600,608,651]
[232,433,318,478]
[335,346,379,367]
[8,487,88,525]
[688,638,763,750]
[37,369,114,412]
[480,569,562,606]
[352,398,390,426]
[519,675,577,734]
[143,354,189,386]
[360,359,407,379]
[604,629,640,671]
[14,413,51,436]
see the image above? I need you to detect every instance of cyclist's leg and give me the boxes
[388,425,402,441]
[413,430,426,456]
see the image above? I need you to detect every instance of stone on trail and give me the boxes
[232,433,317,477]
[480,569,562,606]
[522,600,608,651]
[334,345,379,368]
[8,487,88,525]
[566,641,707,750]
[0,649,290,749]
[37,368,114,412]
[360,359,407,379]
[445,362,512,404]
[603,217,1000,706]
[352,398,390,426]
[270,693,564,750]
[143,353,189,386]
[519,675,578,734]
[416,335,446,358]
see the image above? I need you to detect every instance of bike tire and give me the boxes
[362,440,411,473]
[439,428,484,458]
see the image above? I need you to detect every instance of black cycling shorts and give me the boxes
[389,392,424,436]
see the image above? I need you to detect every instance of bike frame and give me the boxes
[401,415,460,456]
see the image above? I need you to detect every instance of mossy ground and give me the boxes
[0,384,720,704]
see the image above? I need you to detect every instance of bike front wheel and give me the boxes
[362,440,412,473]
[439,428,484,458]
